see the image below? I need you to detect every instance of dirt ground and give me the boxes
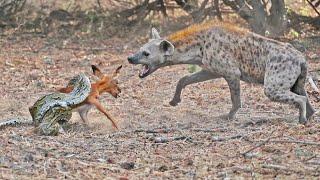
[0,32,319,179]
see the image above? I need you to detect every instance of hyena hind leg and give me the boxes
[265,88,308,124]
[264,56,310,124]
[290,74,315,120]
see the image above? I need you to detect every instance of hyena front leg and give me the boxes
[225,78,241,119]
[169,69,221,106]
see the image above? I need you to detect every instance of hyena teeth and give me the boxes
[140,65,149,77]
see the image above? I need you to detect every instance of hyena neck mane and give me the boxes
[164,21,248,66]
[167,21,247,48]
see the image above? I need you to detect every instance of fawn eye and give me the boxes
[143,51,150,57]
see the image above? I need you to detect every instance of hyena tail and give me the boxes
[291,61,308,93]
[293,61,308,89]
[300,61,308,81]
[299,61,319,92]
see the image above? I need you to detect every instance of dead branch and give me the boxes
[287,11,320,32]
[134,128,174,134]
[153,136,192,143]
[241,130,276,157]
[159,0,167,17]
[241,119,269,128]
[191,127,228,133]
[212,134,244,142]
[214,0,222,20]
[267,139,320,146]
[306,0,320,16]
[261,164,293,171]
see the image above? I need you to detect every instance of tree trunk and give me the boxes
[267,0,286,36]
[222,0,287,36]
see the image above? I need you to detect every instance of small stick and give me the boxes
[241,130,276,157]
[153,136,191,143]
[261,164,292,171]
[134,128,174,133]
[212,134,244,142]
[267,139,320,146]
[306,0,320,16]
[192,127,228,133]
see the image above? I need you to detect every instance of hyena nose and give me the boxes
[127,56,135,64]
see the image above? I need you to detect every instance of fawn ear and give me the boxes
[113,65,122,77]
[91,65,104,79]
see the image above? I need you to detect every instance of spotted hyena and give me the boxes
[127,22,315,124]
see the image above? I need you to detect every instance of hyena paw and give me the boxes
[169,98,181,106]
[298,116,307,125]
[306,108,316,120]
[227,114,236,120]
[218,114,235,120]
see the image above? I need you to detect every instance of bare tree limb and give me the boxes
[159,0,168,17]
[306,0,320,16]
[241,130,276,157]
[214,0,222,20]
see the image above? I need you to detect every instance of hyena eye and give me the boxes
[143,51,150,57]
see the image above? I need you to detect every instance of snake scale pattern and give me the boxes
[0,73,91,135]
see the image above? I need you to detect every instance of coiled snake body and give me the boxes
[0,73,91,135]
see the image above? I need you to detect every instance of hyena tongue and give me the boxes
[139,65,149,77]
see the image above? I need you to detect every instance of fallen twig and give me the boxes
[241,130,276,157]
[57,46,111,52]
[212,134,244,142]
[153,136,192,143]
[261,164,293,172]
[192,127,228,133]
[134,128,174,134]
[241,118,269,128]
[247,137,320,146]
[267,139,320,146]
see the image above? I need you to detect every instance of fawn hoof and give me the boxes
[169,99,180,106]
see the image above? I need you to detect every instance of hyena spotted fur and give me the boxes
[128,22,315,124]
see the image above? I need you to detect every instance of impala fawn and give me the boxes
[58,65,122,129]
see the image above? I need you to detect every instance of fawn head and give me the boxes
[92,65,122,98]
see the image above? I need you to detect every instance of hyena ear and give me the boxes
[160,40,174,56]
[151,27,161,39]
[112,65,122,77]
[91,65,104,79]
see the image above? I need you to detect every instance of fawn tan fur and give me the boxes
[58,65,122,129]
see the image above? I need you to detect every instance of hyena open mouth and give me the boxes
[139,64,151,78]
